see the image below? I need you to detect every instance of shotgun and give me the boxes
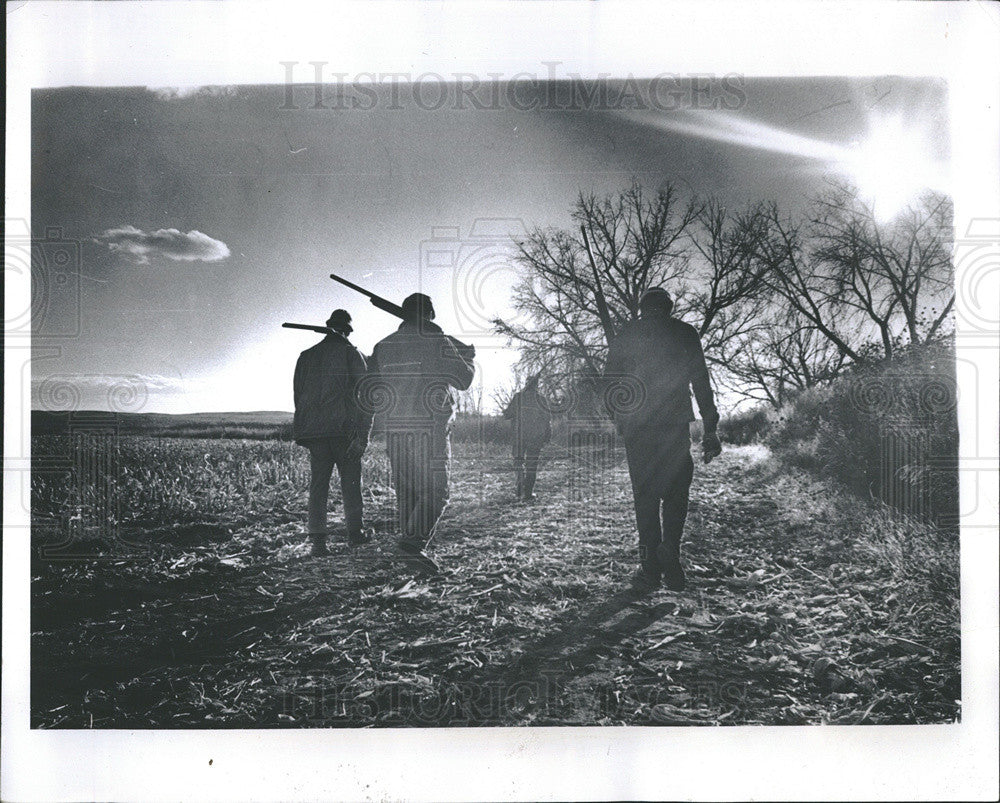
[282,322,337,335]
[330,273,406,319]
[330,273,476,363]
[580,225,617,345]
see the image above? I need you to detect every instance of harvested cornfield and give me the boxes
[31,436,960,728]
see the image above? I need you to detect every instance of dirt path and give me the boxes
[31,444,959,727]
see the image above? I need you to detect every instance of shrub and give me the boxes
[767,342,958,529]
[718,406,771,444]
[450,413,508,445]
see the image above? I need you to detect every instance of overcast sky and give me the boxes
[30,77,948,414]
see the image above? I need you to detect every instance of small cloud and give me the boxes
[92,226,230,264]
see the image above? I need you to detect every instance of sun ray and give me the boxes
[619,109,948,221]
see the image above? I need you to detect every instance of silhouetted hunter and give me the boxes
[603,288,722,593]
[292,309,374,557]
[502,373,552,501]
[368,293,476,574]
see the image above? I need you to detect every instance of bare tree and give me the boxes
[749,203,867,365]
[489,366,524,416]
[498,179,955,411]
[454,382,485,416]
[687,200,774,363]
[750,185,955,367]
[719,306,850,407]
[495,181,767,389]
[810,186,955,358]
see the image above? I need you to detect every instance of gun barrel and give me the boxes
[330,274,405,318]
[330,273,374,298]
[328,274,474,361]
[580,225,616,344]
[282,322,335,335]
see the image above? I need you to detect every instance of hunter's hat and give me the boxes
[640,287,674,312]
[326,309,353,334]
[401,292,435,321]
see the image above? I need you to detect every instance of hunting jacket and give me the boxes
[603,311,719,438]
[502,387,552,446]
[369,320,476,428]
[293,332,372,444]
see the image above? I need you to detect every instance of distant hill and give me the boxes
[31,409,509,443]
[32,410,293,439]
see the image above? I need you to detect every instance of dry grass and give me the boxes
[31,436,959,727]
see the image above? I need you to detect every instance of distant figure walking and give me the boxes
[603,288,722,593]
[502,374,552,501]
[368,293,476,575]
[293,309,373,556]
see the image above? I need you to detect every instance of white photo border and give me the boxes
[4,1,998,801]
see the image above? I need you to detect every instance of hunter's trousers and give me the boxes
[305,437,364,537]
[386,424,451,550]
[622,424,694,576]
[512,436,543,498]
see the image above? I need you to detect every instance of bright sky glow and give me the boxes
[26,80,951,414]
[843,112,948,221]
[622,108,948,222]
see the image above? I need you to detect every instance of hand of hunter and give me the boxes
[702,431,722,464]
[346,435,367,461]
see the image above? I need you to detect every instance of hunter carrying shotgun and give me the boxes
[581,226,722,594]
[331,274,477,364]
[288,309,374,556]
[332,276,476,576]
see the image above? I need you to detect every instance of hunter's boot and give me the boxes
[523,466,537,501]
[631,543,662,594]
[309,533,330,557]
[657,541,686,592]
[393,540,440,575]
[347,527,372,547]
